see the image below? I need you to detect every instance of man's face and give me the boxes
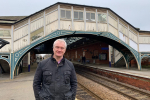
[53,41,66,58]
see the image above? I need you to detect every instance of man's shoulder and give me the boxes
[65,58,72,64]
[65,58,74,68]
[40,57,50,65]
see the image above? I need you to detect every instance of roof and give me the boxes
[1,2,141,32]
[139,30,150,33]
[0,16,26,21]
[0,16,27,24]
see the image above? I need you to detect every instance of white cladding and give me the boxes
[1,4,150,54]
[119,32,128,44]
[129,39,138,51]
[139,44,150,52]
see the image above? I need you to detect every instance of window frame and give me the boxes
[97,13,107,23]
[0,29,11,37]
[86,11,96,22]
[73,10,84,21]
[60,9,71,20]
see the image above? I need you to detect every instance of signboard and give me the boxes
[99,53,107,60]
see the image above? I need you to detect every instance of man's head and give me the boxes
[53,39,67,58]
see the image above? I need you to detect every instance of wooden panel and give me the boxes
[14,25,28,41]
[45,21,58,35]
[119,32,128,44]
[45,5,58,14]
[119,24,128,36]
[73,6,84,10]
[0,30,11,37]
[46,11,58,25]
[0,25,11,29]
[0,38,11,52]
[86,22,96,31]
[139,32,150,35]
[139,36,150,43]
[14,19,28,29]
[139,44,150,52]
[30,27,44,42]
[60,20,72,30]
[97,23,107,32]
[108,11,117,20]
[86,7,96,12]
[31,11,44,21]
[74,22,84,31]
[129,31,137,43]
[108,16,117,28]
[30,18,44,32]
[14,35,28,52]
[129,39,138,51]
[129,26,138,35]
[119,19,128,28]
[97,9,107,13]
[60,4,71,9]
[109,25,118,37]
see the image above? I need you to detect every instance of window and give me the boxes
[0,30,11,37]
[61,10,71,19]
[30,27,44,42]
[86,12,95,21]
[98,13,107,23]
[74,11,83,20]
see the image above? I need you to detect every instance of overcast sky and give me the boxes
[0,0,150,31]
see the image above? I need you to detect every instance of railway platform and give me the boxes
[73,61,150,91]
[72,61,150,79]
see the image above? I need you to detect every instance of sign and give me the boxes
[99,53,107,60]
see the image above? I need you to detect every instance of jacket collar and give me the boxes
[50,54,65,64]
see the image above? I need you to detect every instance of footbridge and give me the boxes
[0,2,150,79]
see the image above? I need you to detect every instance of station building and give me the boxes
[0,2,150,79]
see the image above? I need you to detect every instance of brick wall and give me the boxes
[65,41,109,64]
[75,65,150,91]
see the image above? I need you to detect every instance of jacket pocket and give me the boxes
[38,89,51,100]
[64,71,71,84]
[43,71,53,84]
[64,91,72,100]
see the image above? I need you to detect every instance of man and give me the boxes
[33,39,77,100]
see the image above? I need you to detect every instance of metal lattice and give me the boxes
[64,37,83,45]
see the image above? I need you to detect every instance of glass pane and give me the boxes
[61,10,65,18]
[74,11,78,19]
[0,30,11,37]
[86,13,90,21]
[79,12,83,20]
[98,14,107,23]
[66,11,71,19]
[31,27,44,41]
[91,13,95,21]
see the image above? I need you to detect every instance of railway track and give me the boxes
[76,68,150,100]
[76,83,102,100]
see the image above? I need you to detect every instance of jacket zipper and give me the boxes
[54,63,59,98]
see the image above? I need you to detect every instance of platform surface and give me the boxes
[0,63,79,100]
[73,61,150,79]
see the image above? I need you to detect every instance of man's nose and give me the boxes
[58,47,62,51]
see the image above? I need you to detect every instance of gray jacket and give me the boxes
[33,56,77,100]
